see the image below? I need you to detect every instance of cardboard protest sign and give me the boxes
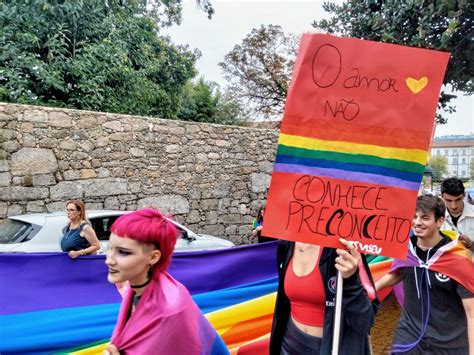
[263,34,450,258]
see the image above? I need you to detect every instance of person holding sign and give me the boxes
[376,195,474,354]
[269,238,378,354]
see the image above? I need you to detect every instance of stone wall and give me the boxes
[0,103,278,244]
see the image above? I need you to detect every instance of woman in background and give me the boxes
[252,205,274,243]
[103,208,228,355]
[60,199,100,258]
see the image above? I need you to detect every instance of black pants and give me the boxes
[281,318,322,355]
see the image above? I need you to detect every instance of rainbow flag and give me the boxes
[0,242,392,354]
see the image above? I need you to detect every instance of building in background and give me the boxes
[431,135,474,178]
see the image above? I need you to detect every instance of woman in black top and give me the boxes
[60,199,100,258]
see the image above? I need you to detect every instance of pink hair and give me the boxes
[110,208,179,273]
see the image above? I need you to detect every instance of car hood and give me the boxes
[175,233,234,252]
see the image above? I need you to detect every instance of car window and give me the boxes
[90,216,120,241]
[0,219,35,244]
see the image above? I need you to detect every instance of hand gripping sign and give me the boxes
[263,34,450,259]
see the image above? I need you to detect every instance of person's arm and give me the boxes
[375,270,402,292]
[462,297,474,355]
[82,224,101,254]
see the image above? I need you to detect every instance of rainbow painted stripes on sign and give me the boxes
[275,125,427,192]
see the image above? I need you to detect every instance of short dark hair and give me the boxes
[441,177,464,196]
[416,195,446,221]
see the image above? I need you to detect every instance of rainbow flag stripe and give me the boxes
[0,243,393,354]
[274,132,427,191]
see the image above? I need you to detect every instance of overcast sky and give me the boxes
[165,0,473,137]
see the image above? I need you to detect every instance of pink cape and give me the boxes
[110,272,225,354]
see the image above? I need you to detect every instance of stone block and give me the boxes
[102,121,123,131]
[250,173,271,193]
[0,172,11,186]
[23,110,47,122]
[109,132,133,142]
[27,200,45,213]
[0,202,7,217]
[83,178,128,197]
[186,210,201,224]
[76,116,97,129]
[0,186,49,201]
[137,194,189,214]
[80,169,97,179]
[11,148,58,175]
[130,148,145,157]
[46,201,65,212]
[32,173,56,186]
[49,111,72,127]
[63,170,80,180]
[59,140,77,150]
[7,204,24,216]
[50,181,84,201]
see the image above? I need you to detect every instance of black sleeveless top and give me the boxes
[60,222,91,252]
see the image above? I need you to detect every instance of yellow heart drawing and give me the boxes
[406,77,428,94]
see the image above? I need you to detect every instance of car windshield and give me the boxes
[0,219,33,244]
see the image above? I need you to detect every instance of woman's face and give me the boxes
[65,203,80,222]
[105,233,161,285]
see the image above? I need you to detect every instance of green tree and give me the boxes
[177,77,247,124]
[313,0,473,124]
[429,155,448,181]
[219,25,299,120]
[0,0,212,119]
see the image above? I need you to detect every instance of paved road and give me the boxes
[371,293,402,354]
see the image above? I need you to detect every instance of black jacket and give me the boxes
[270,241,380,355]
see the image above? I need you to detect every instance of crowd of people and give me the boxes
[57,176,473,354]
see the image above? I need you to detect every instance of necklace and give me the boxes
[298,243,313,253]
[130,278,151,289]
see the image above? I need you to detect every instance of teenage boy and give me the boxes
[441,177,474,252]
[376,195,474,354]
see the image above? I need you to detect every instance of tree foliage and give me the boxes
[0,0,213,119]
[219,25,299,120]
[177,77,247,125]
[313,0,473,124]
[429,155,448,181]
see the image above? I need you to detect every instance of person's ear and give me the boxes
[436,216,445,228]
[149,249,161,266]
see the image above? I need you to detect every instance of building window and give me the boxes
[462,158,466,164]
[462,170,466,176]
[445,149,449,155]
[436,150,440,155]
[461,149,466,155]
[453,158,457,164]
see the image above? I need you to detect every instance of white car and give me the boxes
[0,210,234,253]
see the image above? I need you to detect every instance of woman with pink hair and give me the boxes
[103,208,228,355]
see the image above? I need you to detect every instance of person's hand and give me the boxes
[68,250,82,259]
[459,234,473,251]
[252,226,263,237]
[335,238,361,279]
[103,344,120,355]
